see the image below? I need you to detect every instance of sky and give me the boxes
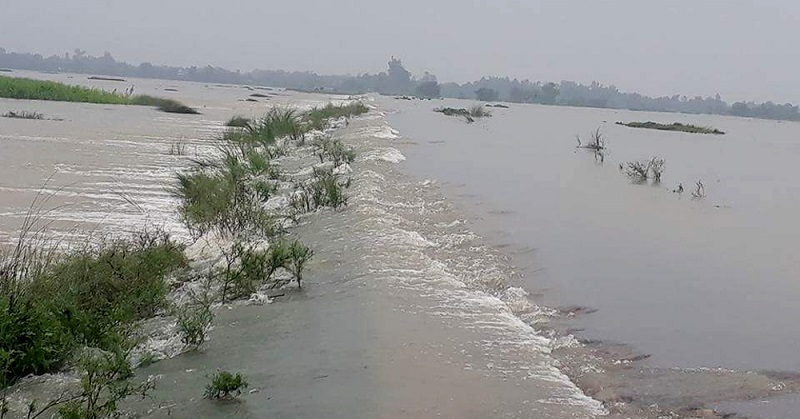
[1,0,798,103]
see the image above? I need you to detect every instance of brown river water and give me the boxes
[1,70,799,418]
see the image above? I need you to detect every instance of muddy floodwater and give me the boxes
[386,98,800,417]
[2,70,800,418]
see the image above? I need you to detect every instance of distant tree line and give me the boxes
[1,47,797,121]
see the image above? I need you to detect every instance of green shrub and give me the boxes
[176,303,214,348]
[204,370,248,401]
[314,138,356,166]
[0,229,186,386]
[225,116,252,128]
[286,240,313,289]
[58,348,155,419]
[130,95,199,114]
[303,102,369,131]
[309,168,349,209]
[174,164,275,239]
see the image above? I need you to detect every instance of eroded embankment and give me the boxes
[111,109,608,418]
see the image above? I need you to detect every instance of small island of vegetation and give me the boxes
[0,75,199,114]
[616,121,724,135]
[434,105,491,123]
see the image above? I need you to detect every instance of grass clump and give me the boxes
[2,110,43,119]
[225,115,252,128]
[130,95,199,114]
[204,370,248,401]
[575,128,606,151]
[616,121,724,135]
[303,102,369,131]
[290,168,350,214]
[314,137,356,166]
[434,105,491,123]
[174,165,275,240]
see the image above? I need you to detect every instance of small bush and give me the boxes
[169,139,188,156]
[303,102,369,131]
[286,240,313,289]
[131,95,199,114]
[204,370,248,401]
[58,348,155,419]
[469,105,491,118]
[176,303,214,348]
[576,128,605,151]
[174,165,275,239]
[225,116,251,128]
[241,108,304,146]
[314,138,356,166]
[0,228,186,385]
[218,242,274,302]
[625,157,665,182]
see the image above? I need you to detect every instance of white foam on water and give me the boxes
[361,147,406,164]
[336,115,609,416]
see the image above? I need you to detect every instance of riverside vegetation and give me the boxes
[616,121,725,135]
[433,105,491,123]
[0,75,198,114]
[0,101,368,417]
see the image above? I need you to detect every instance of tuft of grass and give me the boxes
[204,370,248,401]
[225,115,252,128]
[290,167,350,214]
[303,102,369,131]
[2,110,43,119]
[434,106,491,122]
[616,121,724,135]
[314,137,356,166]
[130,95,199,114]
[169,138,188,156]
[174,167,275,240]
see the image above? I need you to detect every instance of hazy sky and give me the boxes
[2,0,798,103]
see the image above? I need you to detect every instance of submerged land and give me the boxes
[0,75,198,114]
[0,91,368,417]
[617,121,725,135]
